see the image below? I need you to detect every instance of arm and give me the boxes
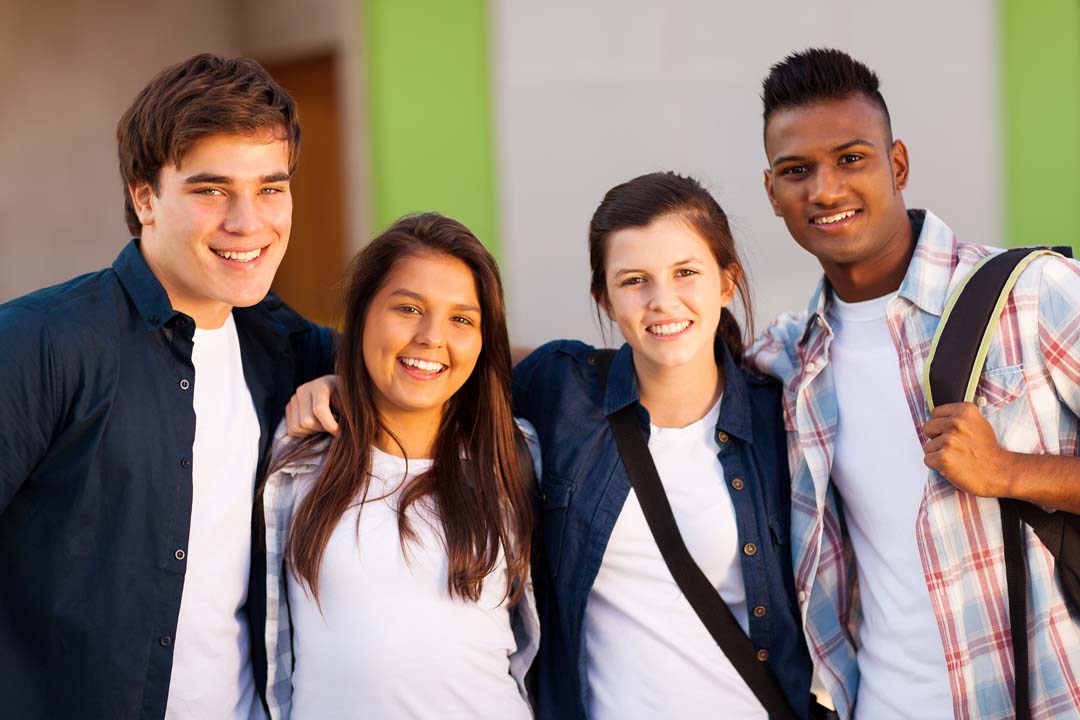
[923,256,1080,513]
[0,305,60,512]
[923,402,1080,513]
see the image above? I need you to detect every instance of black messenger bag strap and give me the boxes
[923,245,1078,720]
[594,350,800,720]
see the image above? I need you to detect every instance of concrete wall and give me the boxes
[492,0,1002,346]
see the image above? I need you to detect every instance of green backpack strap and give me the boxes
[922,245,1077,720]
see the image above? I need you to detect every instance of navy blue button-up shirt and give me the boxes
[513,339,812,719]
[0,241,334,719]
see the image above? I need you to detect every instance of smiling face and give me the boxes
[130,131,292,328]
[764,93,913,295]
[603,213,736,375]
[362,252,483,428]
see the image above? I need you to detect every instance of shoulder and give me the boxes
[1,269,120,328]
[250,291,329,338]
[513,339,602,386]
[746,311,808,385]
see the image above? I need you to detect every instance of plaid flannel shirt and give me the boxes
[749,210,1080,719]
[259,422,541,719]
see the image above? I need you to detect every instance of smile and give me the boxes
[646,320,692,337]
[399,356,448,377]
[214,247,263,263]
[810,209,859,225]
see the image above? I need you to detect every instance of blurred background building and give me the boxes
[2,0,1077,345]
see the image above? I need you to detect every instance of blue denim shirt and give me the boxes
[513,339,812,720]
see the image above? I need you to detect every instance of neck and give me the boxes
[376,408,443,459]
[138,238,232,329]
[635,346,722,428]
[824,209,915,303]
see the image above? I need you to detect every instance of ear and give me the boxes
[890,139,910,192]
[720,264,741,308]
[593,289,615,322]
[763,169,782,217]
[128,182,156,228]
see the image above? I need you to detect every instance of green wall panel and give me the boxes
[362,0,500,257]
[1000,0,1080,248]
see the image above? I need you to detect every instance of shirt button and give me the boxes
[756,649,769,662]
[179,379,190,391]
[717,431,730,444]
[743,543,758,556]
[731,478,745,491]
[798,590,808,604]
[805,360,817,373]
[174,549,186,561]
[180,457,190,469]
[976,395,988,408]
[159,635,172,647]
[753,605,767,618]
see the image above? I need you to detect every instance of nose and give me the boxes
[414,316,444,348]
[807,165,845,207]
[646,278,680,313]
[223,194,263,235]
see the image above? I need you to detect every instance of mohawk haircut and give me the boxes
[761,48,892,139]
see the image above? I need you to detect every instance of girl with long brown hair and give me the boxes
[259,213,536,719]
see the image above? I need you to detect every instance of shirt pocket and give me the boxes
[975,364,1026,413]
[538,475,574,579]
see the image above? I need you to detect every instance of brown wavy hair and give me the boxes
[280,213,533,605]
[588,171,753,364]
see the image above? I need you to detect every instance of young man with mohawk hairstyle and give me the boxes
[0,54,334,719]
[750,47,1080,720]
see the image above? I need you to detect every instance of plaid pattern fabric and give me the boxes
[749,210,1080,720]
[259,422,541,719]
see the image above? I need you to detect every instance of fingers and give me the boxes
[312,387,340,436]
[285,376,340,437]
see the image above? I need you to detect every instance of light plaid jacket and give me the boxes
[749,210,1080,719]
[259,422,540,719]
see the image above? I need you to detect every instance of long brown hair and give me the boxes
[588,171,753,364]
[280,213,533,604]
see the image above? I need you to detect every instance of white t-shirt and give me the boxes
[286,447,531,720]
[165,313,262,720]
[826,292,952,719]
[585,397,766,720]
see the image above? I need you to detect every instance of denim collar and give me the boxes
[602,340,754,443]
[112,239,185,331]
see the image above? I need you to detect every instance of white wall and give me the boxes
[492,0,1002,346]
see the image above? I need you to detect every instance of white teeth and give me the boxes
[647,320,691,336]
[400,357,446,373]
[812,210,857,225]
[215,248,262,262]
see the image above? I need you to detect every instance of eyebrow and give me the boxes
[612,257,703,278]
[182,172,291,185]
[390,289,480,313]
[771,138,876,167]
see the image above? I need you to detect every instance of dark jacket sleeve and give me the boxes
[290,317,337,388]
[0,305,60,512]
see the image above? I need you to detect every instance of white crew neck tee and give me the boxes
[165,313,262,719]
[585,396,766,720]
[286,447,531,720]
[826,292,952,719]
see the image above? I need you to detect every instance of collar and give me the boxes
[111,239,184,331]
[602,340,754,443]
[798,208,956,346]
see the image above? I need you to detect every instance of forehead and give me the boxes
[764,94,890,162]
[606,214,713,269]
[382,252,480,305]
[171,130,290,173]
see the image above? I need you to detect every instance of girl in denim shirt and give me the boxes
[513,173,813,719]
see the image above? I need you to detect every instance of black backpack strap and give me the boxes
[923,246,1072,720]
[594,350,801,720]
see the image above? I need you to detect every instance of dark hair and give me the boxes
[280,213,533,606]
[116,53,301,236]
[588,171,752,365]
[761,47,891,138]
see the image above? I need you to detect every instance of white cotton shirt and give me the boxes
[825,292,952,719]
[286,447,531,720]
[585,397,766,720]
[165,313,262,720]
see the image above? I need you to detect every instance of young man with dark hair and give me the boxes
[751,48,1080,719]
[0,54,334,719]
